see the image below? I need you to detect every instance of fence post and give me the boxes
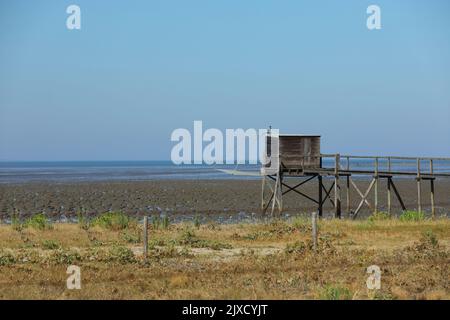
[312,212,318,252]
[143,216,148,261]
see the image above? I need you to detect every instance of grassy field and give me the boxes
[0,213,449,299]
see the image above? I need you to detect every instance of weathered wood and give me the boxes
[318,176,323,217]
[261,176,266,210]
[271,135,321,169]
[387,178,392,214]
[374,157,379,214]
[263,192,274,214]
[261,152,449,220]
[430,159,435,219]
[312,212,318,252]
[430,179,435,219]
[346,176,351,216]
[334,154,341,218]
[387,158,392,214]
[350,179,373,209]
[281,175,317,195]
[390,179,407,211]
[321,181,335,207]
[346,157,351,216]
[278,171,283,214]
[143,216,149,261]
[353,178,376,218]
[271,175,278,216]
[280,178,319,204]
[417,158,422,213]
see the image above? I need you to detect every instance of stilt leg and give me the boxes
[261,175,266,210]
[346,176,350,217]
[387,178,392,215]
[318,175,323,218]
[334,154,341,219]
[430,179,435,219]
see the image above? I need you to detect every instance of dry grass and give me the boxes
[0,217,449,300]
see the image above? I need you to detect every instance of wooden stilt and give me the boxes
[270,175,278,216]
[430,159,435,219]
[346,176,350,217]
[387,178,392,215]
[334,154,341,218]
[374,157,379,214]
[261,175,266,210]
[350,179,373,210]
[318,175,323,218]
[346,157,350,217]
[278,170,283,214]
[353,178,376,218]
[417,158,422,213]
[390,179,406,211]
[258,152,448,220]
[387,158,392,215]
[430,179,435,219]
[322,182,335,207]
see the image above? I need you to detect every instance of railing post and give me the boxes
[430,159,435,219]
[318,175,323,218]
[346,156,351,217]
[417,158,422,213]
[334,154,341,218]
[387,157,391,215]
[374,157,379,214]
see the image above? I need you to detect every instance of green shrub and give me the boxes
[193,215,201,229]
[77,211,90,230]
[285,241,307,254]
[399,210,425,222]
[11,211,24,232]
[50,249,81,264]
[152,215,170,230]
[93,212,130,230]
[319,285,352,300]
[178,229,232,250]
[0,250,16,266]
[368,211,391,222]
[152,244,192,259]
[26,213,53,230]
[422,230,438,247]
[108,245,136,264]
[291,216,310,232]
[152,216,160,229]
[121,231,140,244]
[41,239,61,250]
[162,215,170,230]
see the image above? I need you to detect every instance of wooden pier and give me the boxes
[261,135,450,218]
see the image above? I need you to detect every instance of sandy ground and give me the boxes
[1,178,449,221]
[0,219,449,299]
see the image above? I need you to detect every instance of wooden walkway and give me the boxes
[261,154,450,218]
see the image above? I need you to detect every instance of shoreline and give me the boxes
[1,178,449,221]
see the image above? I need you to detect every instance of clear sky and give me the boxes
[1,0,449,161]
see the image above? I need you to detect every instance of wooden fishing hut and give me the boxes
[261,133,450,219]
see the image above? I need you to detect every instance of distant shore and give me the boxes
[1,179,449,222]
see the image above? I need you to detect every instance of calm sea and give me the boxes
[1,160,449,184]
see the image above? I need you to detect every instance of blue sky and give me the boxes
[1,0,449,160]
